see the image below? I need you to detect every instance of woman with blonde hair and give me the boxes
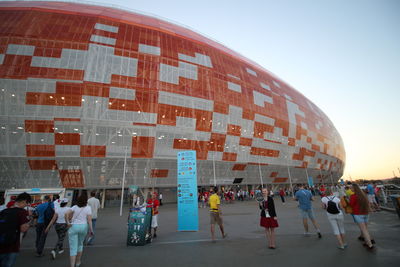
[349,184,374,250]
[321,187,347,249]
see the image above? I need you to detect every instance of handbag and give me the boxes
[340,196,353,214]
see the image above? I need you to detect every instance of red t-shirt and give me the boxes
[349,194,368,215]
[146,199,160,215]
[0,208,30,253]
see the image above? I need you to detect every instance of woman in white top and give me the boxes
[65,195,93,267]
[45,198,71,259]
[321,187,347,249]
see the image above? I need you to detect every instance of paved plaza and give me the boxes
[16,198,400,267]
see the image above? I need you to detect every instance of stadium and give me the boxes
[0,1,345,202]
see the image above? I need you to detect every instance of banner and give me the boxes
[307,176,314,187]
[177,150,198,231]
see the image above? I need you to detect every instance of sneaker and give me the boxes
[222,233,227,239]
[317,232,322,238]
[51,250,56,260]
[153,233,157,238]
[337,246,345,250]
[58,249,64,254]
[358,236,365,241]
[343,243,348,248]
[304,232,311,236]
[35,253,44,257]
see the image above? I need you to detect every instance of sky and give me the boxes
[10,0,400,180]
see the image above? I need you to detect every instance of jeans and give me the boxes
[35,223,48,255]
[0,253,18,267]
[87,219,96,245]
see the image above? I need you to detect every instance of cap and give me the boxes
[61,198,69,204]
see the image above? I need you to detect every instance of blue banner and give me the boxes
[177,150,198,231]
[308,176,314,187]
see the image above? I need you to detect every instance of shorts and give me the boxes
[299,208,315,219]
[210,212,223,225]
[368,194,377,204]
[327,213,345,235]
[352,214,369,224]
[151,215,158,228]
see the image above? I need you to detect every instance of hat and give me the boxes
[61,198,69,204]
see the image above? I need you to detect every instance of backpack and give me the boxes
[0,208,21,246]
[326,196,340,214]
[43,203,55,226]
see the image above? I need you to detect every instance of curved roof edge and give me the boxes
[0,1,290,85]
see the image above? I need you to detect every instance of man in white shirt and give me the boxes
[87,192,100,245]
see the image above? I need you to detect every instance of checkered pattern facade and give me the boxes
[0,2,345,189]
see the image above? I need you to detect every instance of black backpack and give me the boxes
[326,196,340,214]
[0,208,22,247]
[43,203,55,226]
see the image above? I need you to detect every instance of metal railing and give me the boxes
[378,184,400,210]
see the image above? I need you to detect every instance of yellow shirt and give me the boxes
[345,189,354,196]
[209,194,220,212]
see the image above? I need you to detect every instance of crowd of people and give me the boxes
[0,181,384,266]
[0,192,100,267]
[203,181,383,252]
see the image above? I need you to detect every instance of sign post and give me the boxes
[177,150,199,231]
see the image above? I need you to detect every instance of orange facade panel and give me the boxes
[250,147,280,157]
[25,120,54,133]
[222,152,237,161]
[26,145,55,157]
[151,169,169,178]
[227,124,241,136]
[239,137,253,146]
[232,164,247,171]
[273,178,288,183]
[28,160,57,170]
[55,133,80,145]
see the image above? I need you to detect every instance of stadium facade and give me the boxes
[0,1,345,198]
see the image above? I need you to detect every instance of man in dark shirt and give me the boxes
[0,192,31,267]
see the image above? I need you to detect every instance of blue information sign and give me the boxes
[177,150,198,231]
[308,176,314,187]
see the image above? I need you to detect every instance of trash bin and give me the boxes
[127,206,153,246]
[390,195,400,219]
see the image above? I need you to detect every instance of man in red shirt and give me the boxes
[146,193,160,238]
[0,192,31,267]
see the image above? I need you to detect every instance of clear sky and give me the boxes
[14,0,400,180]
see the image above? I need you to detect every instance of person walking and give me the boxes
[0,192,31,267]
[45,198,70,259]
[208,187,227,242]
[321,188,347,249]
[349,183,375,250]
[259,188,279,249]
[86,192,100,245]
[34,195,54,257]
[65,195,93,267]
[294,185,322,238]
[159,192,163,206]
[279,188,286,204]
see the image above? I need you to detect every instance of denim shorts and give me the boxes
[352,214,369,223]
[299,208,315,219]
